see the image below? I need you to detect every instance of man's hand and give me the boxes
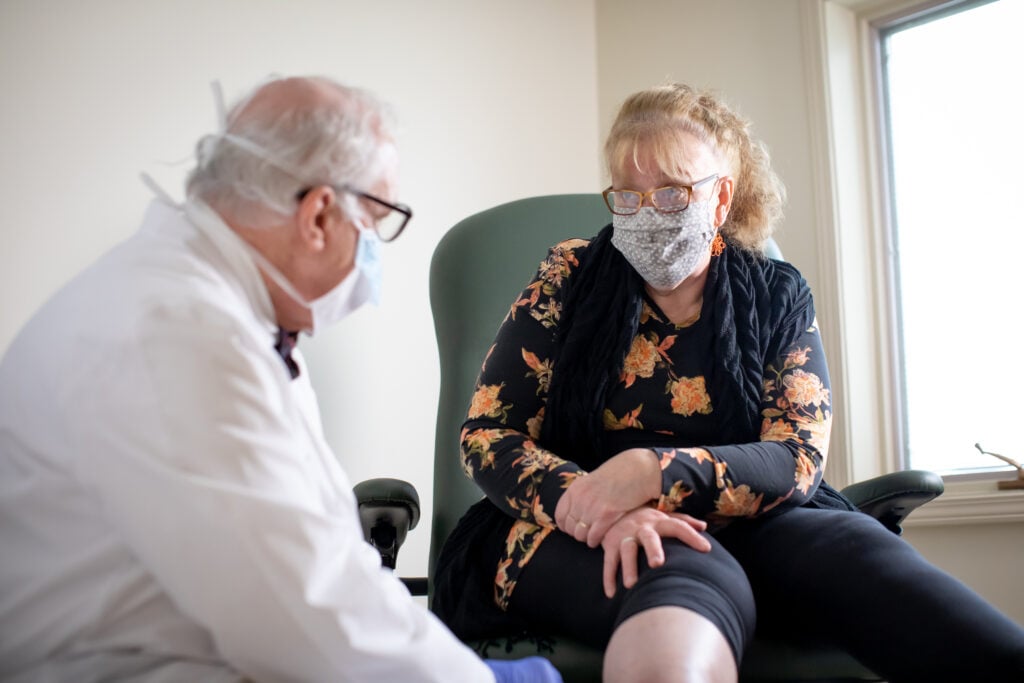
[600,507,710,599]
[554,448,662,547]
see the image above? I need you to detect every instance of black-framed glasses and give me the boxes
[602,174,719,215]
[296,183,413,242]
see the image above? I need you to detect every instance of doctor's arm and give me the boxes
[80,313,493,683]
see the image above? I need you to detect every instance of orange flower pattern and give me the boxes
[669,376,713,416]
[468,383,510,421]
[459,240,832,610]
[495,521,553,610]
[521,349,553,395]
[510,238,586,328]
[621,336,659,386]
[603,404,644,431]
[620,332,677,388]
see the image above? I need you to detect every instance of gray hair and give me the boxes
[186,76,396,228]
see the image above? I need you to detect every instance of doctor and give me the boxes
[0,76,560,683]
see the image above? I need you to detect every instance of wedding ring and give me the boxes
[576,520,589,529]
[621,536,637,545]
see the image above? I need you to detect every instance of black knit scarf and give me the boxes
[538,225,853,510]
[540,227,851,509]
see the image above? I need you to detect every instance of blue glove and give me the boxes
[484,656,563,683]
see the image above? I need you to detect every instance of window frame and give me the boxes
[799,0,1024,525]
[875,0,1014,479]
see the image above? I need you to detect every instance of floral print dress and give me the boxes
[460,238,832,611]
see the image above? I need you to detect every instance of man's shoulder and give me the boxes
[89,230,255,332]
[4,221,267,379]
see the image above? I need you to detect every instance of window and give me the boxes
[878,0,1024,475]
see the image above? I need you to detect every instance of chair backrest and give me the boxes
[427,194,611,581]
[426,193,783,582]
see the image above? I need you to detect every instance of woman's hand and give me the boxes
[555,448,662,547]
[600,507,711,599]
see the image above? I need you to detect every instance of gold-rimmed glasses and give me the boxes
[602,174,719,215]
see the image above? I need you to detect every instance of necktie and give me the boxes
[274,328,300,380]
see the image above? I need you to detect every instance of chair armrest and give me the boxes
[840,469,944,534]
[353,477,420,569]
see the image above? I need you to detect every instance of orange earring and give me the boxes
[710,233,726,257]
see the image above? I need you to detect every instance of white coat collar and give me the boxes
[179,198,278,334]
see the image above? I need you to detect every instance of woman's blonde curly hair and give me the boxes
[604,83,785,253]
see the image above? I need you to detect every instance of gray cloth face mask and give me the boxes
[611,202,717,289]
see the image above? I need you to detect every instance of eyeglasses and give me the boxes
[296,184,413,242]
[602,174,719,215]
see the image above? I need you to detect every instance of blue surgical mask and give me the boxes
[241,218,383,336]
[288,221,382,334]
[353,222,382,308]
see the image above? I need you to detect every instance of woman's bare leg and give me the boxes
[603,606,736,683]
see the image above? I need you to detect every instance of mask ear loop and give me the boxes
[241,239,315,310]
[148,78,370,225]
[186,80,324,330]
[207,78,317,316]
[211,80,228,132]
[210,77,325,206]
[138,172,179,206]
[211,76,377,224]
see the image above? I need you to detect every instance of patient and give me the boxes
[433,83,1024,682]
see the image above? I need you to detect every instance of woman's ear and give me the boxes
[713,177,734,227]
[295,185,335,252]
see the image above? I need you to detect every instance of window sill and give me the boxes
[903,477,1024,527]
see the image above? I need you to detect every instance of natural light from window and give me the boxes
[882,0,1024,475]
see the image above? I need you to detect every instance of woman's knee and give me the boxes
[509,533,755,658]
[605,606,738,683]
[616,540,756,662]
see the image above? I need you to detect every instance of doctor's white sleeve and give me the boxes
[75,312,495,683]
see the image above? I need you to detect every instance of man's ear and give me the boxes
[713,176,735,228]
[295,186,335,252]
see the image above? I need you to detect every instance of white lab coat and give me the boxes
[0,199,494,682]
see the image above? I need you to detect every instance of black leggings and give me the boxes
[508,508,1024,682]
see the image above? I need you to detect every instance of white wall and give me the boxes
[0,0,601,577]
